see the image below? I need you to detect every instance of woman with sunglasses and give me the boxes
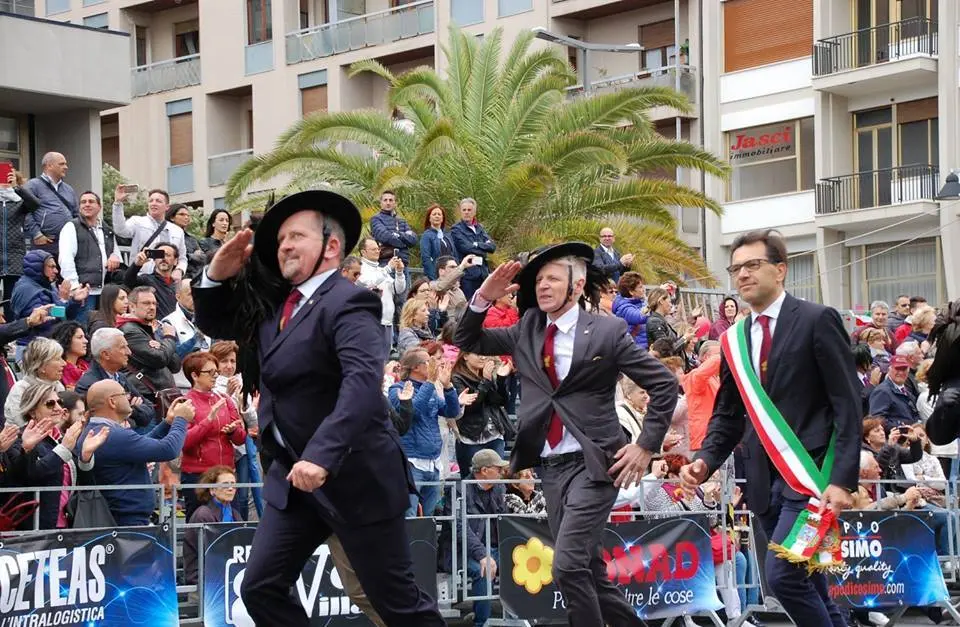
[17,381,109,529]
[180,351,245,522]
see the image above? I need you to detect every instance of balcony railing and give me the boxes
[286,0,434,65]
[815,165,939,214]
[0,0,35,16]
[813,18,937,77]
[132,55,200,97]
[208,149,253,187]
[566,65,697,103]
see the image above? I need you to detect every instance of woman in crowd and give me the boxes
[408,278,449,335]
[0,168,39,319]
[612,272,649,349]
[397,297,435,356]
[86,284,128,335]
[482,293,520,413]
[709,296,739,340]
[440,320,460,364]
[909,305,937,354]
[861,327,891,372]
[616,377,647,444]
[200,208,231,262]
[11,250,86,356]
[861,416,923,495]
[5,338,65,427]
[18,381,109,529]
[901,422,947,506]
[451,352,513,477]
[167,204,204,280]
[51,321,89,390]
[180,351,246,522]
[504,468,546,516]
[924,300,960,447]
[645,287,692,355]
[596,280,617,316]
[183,465,241,585]
[420,204,455,280]
[210,340,261,520]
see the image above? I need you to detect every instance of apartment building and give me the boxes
[702,0,959,308]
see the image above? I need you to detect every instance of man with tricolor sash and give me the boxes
[680,230,862,627]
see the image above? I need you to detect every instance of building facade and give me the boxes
[16,0,957,307]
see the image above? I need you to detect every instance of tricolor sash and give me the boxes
[720,319,844,572]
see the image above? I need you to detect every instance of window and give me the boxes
[298,0,309,29]
[45,0,69,15]
[864,239,938,306]
[723,0,813,72]
[727,118,814,201]
[0,117,20,171]
[785,253,819,302]
[451,0,483,26]
[639,20,676,72]
[299,70,328,117]
[897,97,938,167]
[175,20,200,57]
[167,99,193,166]
[247,0,272,44]
[498,0,532,18]
[101,113,119,170]
[135,26,148,66]
[83,12,109,29]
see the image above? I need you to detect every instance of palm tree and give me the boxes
[227,26,728,284]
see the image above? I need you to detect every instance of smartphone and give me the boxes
[50,305,66,319]
[393,249,399,258]
[119,184,139,194]
[469,256,483,266]
[145,249,166,260]
[0,163,12,185]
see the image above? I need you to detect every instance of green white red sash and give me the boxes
[720,319,844,572]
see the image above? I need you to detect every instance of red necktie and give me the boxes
[757,314,772,386]
[542,323,564,448]
[279,289,303,331]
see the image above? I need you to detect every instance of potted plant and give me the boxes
[679,39,689,65]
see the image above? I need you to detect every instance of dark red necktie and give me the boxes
[757,314,772,386]
[542,323,564,448]
[279,289,303,331]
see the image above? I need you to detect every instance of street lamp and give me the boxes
[936,171,960,200]
[531,27,643,93]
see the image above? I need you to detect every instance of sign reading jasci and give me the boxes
[729,122,796,165]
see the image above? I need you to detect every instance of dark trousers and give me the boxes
[541,455,645,627]
[759,480,846,627]
[240,487,444,627]
[181,471,202,522]
[1,275,16,319]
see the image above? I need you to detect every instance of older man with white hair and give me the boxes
[75,328,157,431]
[852,300,894,351]
[23,152,78,254]
[450,198,496,300]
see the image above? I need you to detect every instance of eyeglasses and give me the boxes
[43,399,64,409]
[199,368,219,376]
[726,258,772,276]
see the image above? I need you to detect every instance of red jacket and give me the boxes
[483,304,519,364]
[181,388,246,474]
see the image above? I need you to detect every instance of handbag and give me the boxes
[126,361,183,417]
[65,488,117,529]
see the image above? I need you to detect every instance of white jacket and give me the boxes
[357,258,406,326]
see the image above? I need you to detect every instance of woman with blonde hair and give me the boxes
[5,337,65,427]
[396,297,434,355]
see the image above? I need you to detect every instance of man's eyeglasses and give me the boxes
[726,258,772,276]
[43,399,64,409]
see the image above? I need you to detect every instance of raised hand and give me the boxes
[26,304,55,327]
[21,418,55,452]
[458,390,478,407]
[679,459,710,494]
[476,261,522,303]
[61,421,83,451]
[58,279,72,302]
[81,426,110,463]
[397,380,414,401]
[208,398,227,421]
[0,424,18,453]
[207,228,254,281]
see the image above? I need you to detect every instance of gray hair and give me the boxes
[91,328,124,360]
[859,449,875,471]
[19,381,61,421]
[40,152,62,168]
[552,255,587,284]
[698,340,720,359]
[619,376,642,399]
[458,197,477,210]
[896,341,920,356]
[22,338,64,378]
[870,300,890,312]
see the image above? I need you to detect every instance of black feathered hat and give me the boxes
[514,242,604,314]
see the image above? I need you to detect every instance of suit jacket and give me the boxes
[455,306,678,482]
[593,246,627,283]
[193,272,412,526]
[868,378,921,429]
[694,293,862,514]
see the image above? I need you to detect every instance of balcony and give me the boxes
[551,0,663,20]
[566,66,698,117]
[0,0,34,16]
[208,149,253,187]
[812,18,937,97]
[815,165,939,228]
[286,0,434,65]
[132,55,200,97]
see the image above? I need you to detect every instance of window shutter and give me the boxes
[301,85,328,116]
[723,0,813,72]
[169,113,193,166]
[640,20,675,50]
[897,97,938,124]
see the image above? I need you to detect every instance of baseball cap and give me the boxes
[889,355,911,370]
[471,449,509,472]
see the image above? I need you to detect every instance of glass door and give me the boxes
[855,108,894,208]
[856,0,892,66]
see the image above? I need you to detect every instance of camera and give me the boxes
[145,248,166,260]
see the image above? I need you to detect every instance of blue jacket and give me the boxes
[420,228,457,280]
[22,177,78,242]
[612,295,649,349]
[79,416,187,525]
[370,210,417,264]
[868,378,920,429]
[449,221,495,282]
[10,250,81,345]
[390,378,460,461]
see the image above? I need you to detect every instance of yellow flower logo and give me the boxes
[512,537,554,594]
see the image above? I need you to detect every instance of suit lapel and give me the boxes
[262,275,339,362]
[764,293,796,388]
[560,312,594,388]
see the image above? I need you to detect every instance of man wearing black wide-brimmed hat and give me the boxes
[192,190,444,626]
[455,242,678,626]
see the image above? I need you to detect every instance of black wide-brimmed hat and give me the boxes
[253,189,362,276]
[514,242,595,313]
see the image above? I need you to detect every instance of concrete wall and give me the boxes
[34,109,104,196]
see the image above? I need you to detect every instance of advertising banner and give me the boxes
[498,515,723,620]
[202,518,437,626]
[0,524,178,627]
[829,511,949,609]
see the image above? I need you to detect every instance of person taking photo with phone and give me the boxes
[112,187,187,279]
[0,166,40,319]
[10,250,87,359]
[123,243,179,318]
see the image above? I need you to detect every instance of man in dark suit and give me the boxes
[455,242,677,626]
[193,190,443,627]
[868,354,921,429]
[680,229,861,627]
[592,227,634,283]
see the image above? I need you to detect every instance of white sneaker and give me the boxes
[867,611,889,626]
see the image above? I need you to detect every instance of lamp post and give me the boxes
[531,27,642,94]
[936,171,960,200]
[936,171,960,301]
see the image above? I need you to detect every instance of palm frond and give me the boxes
[348,59,396,83]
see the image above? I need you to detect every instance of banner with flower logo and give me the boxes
[498,515,723,620]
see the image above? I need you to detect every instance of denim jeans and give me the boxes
[234,438,264,521]
[741,549,760,607]
[734,550,749,609]
[917,503,954,555]
[466,547,499,627]
[455,438,505,481]
[406,464,440,518]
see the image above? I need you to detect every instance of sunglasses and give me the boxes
[43,399,64,409]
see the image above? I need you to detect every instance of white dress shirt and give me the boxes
[540,305,583,456]
[111,202,188,274]
[357,258,405,326]
[749,289,786,377]
[57,218,122,295]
